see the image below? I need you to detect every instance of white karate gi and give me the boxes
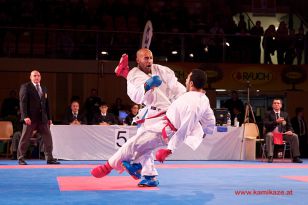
[127,64,185,116]
[113,64,185,176]
[108,91,216,175]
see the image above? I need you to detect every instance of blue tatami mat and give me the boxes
[0,160,308,205]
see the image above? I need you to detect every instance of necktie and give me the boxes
[36,84,42,98]
[73,113,78,120]
[275,112,282,132]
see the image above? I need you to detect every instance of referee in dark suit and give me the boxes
[17,70,60,165]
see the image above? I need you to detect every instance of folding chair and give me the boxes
[0,121,14,158]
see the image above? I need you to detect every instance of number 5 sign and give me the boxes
[114,128,130,149]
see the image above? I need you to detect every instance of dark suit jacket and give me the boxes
[124,113,137,126]
[264,110,294,133]
[291,117,307,136]
[62,111,87,125]
[19,82,50,124]
[92,113,117,125]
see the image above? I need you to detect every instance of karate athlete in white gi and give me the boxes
[92,48,185,187]
[91,69,215,187]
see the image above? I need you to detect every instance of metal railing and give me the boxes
[0,26,307,64]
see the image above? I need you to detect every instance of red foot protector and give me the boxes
[57,176,159,191]
[91,163,112,178]
[282,176,308,183]
[155,149,172,163]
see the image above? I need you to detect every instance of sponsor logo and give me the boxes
[232,71,273,84]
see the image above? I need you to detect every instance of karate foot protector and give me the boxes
[122,161,142,180]
[155,149,172,163]
[91,162,112,178]
[138,176,159,187]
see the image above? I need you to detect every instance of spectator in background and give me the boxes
[62,101,87,125]
[124,103,140,126]
[285,28,296,65]
[250,20,264,64]
[84,88,102,124]
[262,25,276,64]
[276,21,289,64]
[237,14,247,33]
[64,95,81,114]
[223,90,244,122]
[295,27,305,65]
[92,102,117,125]
[1,89,19,118]
[209,21,225,63]
[232,106,244,126]
[291,107,307,158]
[110,97,126,118]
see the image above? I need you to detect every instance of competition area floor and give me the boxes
[0,159,308,205]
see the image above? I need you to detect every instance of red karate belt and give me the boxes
[161,116,177,144]
[135,111,166,124]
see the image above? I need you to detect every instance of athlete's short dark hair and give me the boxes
[190,69,207,89]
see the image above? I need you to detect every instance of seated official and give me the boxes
[124,103,139,125]
[92,102,117,125]
[62,101,87,125]
[231,106,244,126]
[263,98,302,163]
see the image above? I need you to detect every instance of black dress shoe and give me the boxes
[18,159,28,165]
[268,156,273,163]
[11,154,17,160]
[47,159,60,164]
[292,157,303,163]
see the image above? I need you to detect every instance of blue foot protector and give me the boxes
[138,176,159,187]
[122,161,142,180]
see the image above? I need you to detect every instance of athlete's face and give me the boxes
[136,49,153,74]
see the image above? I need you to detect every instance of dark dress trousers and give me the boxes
[17,82,54,160]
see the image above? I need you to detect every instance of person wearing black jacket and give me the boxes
[92,102,117,125]
[263,99,302,163]
[17,70,60,165]
[62,101,87,125]
[124,104,139,125]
